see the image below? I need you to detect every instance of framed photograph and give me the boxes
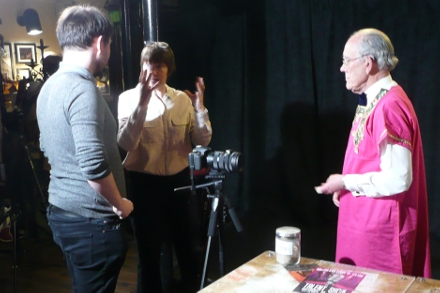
[16,68,30,80]
[1,42,14,80]
[14,43,37,64]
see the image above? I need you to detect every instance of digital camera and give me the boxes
[189,146,243,173]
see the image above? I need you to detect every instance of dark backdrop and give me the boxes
[117,0,440,262]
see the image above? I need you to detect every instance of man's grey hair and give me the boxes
[354,29,399,71]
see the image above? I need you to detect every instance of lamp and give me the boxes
[17,9,43,36]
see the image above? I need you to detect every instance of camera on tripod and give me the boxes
[189,146,243,173]
[185,146,244,289]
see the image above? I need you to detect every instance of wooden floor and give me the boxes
[0,203,238,293]
[2,213,439,293]
[0,211,271,293]
[0,233,138,293]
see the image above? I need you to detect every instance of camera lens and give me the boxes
[207,150,243,173]
[225,151,242,172]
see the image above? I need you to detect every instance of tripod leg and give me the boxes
[217,199,225,277]
[200,235,212,290]
[200,196,219,290]
[224,194,243,232]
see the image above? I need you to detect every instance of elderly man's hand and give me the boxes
[315,174,345,195]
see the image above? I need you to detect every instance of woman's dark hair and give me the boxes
[140,42,176,76]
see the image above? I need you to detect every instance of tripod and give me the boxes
[175,169,243,290]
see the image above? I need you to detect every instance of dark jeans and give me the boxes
[47,204,128,293]
[128,169,199,293]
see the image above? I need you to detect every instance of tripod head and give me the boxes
[180,145,243,198]
[174,167,242,234]
[174,169,224,192]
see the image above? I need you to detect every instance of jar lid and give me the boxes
[276,226,301,237]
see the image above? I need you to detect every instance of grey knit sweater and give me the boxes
[37,63,126,218]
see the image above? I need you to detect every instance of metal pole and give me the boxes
[142,0,159,42]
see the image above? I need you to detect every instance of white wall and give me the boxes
[0,0,106,79]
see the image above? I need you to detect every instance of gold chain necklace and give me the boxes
[352,88,388,153]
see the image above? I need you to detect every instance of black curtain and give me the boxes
[162,0,440,229]
[119,0,440,261]
[260,0,440,234]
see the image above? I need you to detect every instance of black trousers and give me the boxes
[47,204,128,293]
[128,168,199,293]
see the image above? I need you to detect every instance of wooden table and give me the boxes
[199,250,439,292]
[406,277,440,292]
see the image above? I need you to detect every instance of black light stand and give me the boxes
[175,169,243,290]
[1,35,18,292]
[18,38,49,212]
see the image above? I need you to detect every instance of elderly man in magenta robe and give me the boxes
[315,28,431,278]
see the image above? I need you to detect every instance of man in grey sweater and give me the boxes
[36,5,133,292]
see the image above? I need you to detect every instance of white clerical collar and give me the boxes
[364,75,398,105]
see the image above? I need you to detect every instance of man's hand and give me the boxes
[138,69,160,109]
[332,191,341,207]
[315,174,344,195]
[184,76,206,112]
[113,198,134,219]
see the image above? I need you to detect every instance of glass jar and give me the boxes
[275,226,301,265]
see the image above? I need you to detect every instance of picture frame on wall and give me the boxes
[16,68,31,80]
[14,43,37,64]
[1,42,14,80]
